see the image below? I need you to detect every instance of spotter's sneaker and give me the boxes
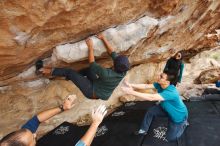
[133,129,147,136]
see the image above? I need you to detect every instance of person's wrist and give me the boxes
[130,90,135,95]
[102,37,107,41]
[88,47,94,51]
[59,105,65,112]
[92,121,100,127]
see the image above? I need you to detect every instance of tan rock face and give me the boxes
[0,0,179,81]
[178,49,220,97]
[1,0,219,83]
[195,68,220,84]
[0,62,164,138]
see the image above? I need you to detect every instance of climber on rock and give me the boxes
[163,51,184,86]
[0,94,108,146]
[121,72,188,142]
[35,33,130,100]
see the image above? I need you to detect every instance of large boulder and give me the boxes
[195,68,220,84]
[0,0,179,81]
[0,0,220,84]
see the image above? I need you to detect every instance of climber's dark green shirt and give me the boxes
[90,52,126,100]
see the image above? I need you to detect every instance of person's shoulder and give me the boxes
[108,69,125,77]
[169,85,180,96]
[168,84,177,90]
[166,85,178,93]
[153,82,162,90]
[104,68,116,75]
[163,85,180,100]
[153,82,160,87]
[90,62,98,67]
[111,52,118,60]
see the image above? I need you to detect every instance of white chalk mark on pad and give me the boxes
[153,126,168,142]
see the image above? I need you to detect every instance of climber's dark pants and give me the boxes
[52,68,97,99]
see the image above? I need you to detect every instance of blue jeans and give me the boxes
[140,105,188,142]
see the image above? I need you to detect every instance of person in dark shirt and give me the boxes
[0,95,107,146]
[37,34,130,100]
[163,52,184,86]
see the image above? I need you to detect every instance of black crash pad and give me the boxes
[37,101,220,146]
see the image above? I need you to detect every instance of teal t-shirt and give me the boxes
[153,82,188,123]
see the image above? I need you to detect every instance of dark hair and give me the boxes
[0,129,28,146]
[114,55,130,73]
[163,71,176,84]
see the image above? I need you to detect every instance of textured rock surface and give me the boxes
[195,68,220,84]
[0,0,220,140]
[0,0,178,81]
[183,48,220,84]
[0,62,164,138]
[179,49,220,97]
[53,16,158,63]
[0,0,220,83]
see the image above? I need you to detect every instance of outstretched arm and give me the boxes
[130,83,154,90]
[78,105,107,146]
[22,95,76,133]
[122,86,164,101]
[124,80,154,90]
[97,33,115,55]
[86,38,95,63]
[37,95,76,122]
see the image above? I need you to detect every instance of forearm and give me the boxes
[88,49,95,63]
[130,90,162,101]
[37,107,62,122]
[130,90,153,101]
[80,122,99,146]
[130,83,153,90]
[101,38,114,54]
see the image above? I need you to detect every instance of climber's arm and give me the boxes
[76,105,107,146]
[86,38,95,63]
[97,33,115,55]
[22,95,76,133]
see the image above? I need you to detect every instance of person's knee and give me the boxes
[65,69,76,79]
[166,127,185,142]
[65,68,74,74]
[147,110,155,117]
[167,137,175,142]
[166,135,178,142]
